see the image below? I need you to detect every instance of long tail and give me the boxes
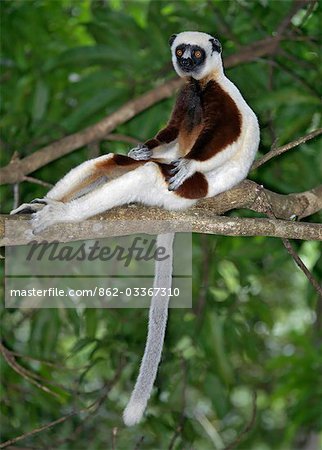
[123,232,175,426]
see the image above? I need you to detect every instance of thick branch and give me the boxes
[0,34,291,186]
[1,181,321,246]
[200,180,322,220]
[1,212,320,246]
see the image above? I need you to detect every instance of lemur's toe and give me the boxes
[168,178,180,191]
[30,198,48,205]
[31,202,72,234]
[10,202,45,215]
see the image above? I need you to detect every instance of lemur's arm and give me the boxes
[128,87,187,160]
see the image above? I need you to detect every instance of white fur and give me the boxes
[171,31,223,80]
[31,159,195,234]
[123,233,174,426]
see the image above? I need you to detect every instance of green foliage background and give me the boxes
[0,1,321,449]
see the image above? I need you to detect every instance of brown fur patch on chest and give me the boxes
[184,79,242,161]
[178,123,204,156]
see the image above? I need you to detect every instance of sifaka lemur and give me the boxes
[11,31,260,426]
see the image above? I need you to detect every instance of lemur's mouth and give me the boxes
[179,60,195,72]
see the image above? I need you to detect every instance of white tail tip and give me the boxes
[123,401,146,426]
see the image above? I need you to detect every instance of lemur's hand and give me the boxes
[128,144,152,161]
[168,158,194,191]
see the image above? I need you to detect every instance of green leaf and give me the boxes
[45,44,130,71]
[69,337,97,356]
[85,309,97,338]
[61,88,121,131]
[31,79,49,123]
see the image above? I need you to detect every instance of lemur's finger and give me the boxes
[128,147,152,161]
[169,166,179,175]
[170,158,182,167]
[168,175,184,191]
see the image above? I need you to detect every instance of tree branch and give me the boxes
[0,359,125,449]
[0,34,295,186]
[251,128,322,170]
[199,181,322,220]
[257,186,322,297]
[0,342,61,400]
[1,182,321,246]
[0,208,320,246]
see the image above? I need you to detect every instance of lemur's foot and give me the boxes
[31,201,73,234]
[10,198,50,215]
[168,159,194,191]
[128,144,152,161]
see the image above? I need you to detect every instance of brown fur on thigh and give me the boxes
[156,163,208,199]
[60,155,145,202]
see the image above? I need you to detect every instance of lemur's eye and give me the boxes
[176,49,183,57]
[194,50,202,58]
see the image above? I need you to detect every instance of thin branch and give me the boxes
[13,184,20,210]
[0,342,61,400]
[111,428,118,450]
[223,391,257,450]
[281,238,322,297]
[168,359,187,450]
[258,187,322,297]
[23,176,53,188]
[0,410,78,449]
[298,0,318,27]
[0,34,294,186]
[261,57,319,96]
[134,436,145,450]
[194,235,213,320]
[275,0,309,36]
[105,134,140,145]
[0,359,125,449]
[251,128,322,170]
[9,350,83,371]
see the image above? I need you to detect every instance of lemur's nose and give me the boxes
[181,58,192,67]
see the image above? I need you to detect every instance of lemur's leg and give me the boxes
[47,154,148,202]
[31,161,196,234]
[10,154,145,215]
[46,154,114,202]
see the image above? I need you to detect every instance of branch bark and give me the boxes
[201,180,322,220]
[0,34,294,186]
[1,181,321,246]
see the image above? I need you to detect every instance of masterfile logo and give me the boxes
[5,220,192,309]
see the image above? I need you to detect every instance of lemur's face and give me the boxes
[169,31,222,80]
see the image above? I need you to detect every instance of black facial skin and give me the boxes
[175,44,206,73]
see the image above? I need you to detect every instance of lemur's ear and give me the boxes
[169,34,177,47]
[209,37,222,54]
